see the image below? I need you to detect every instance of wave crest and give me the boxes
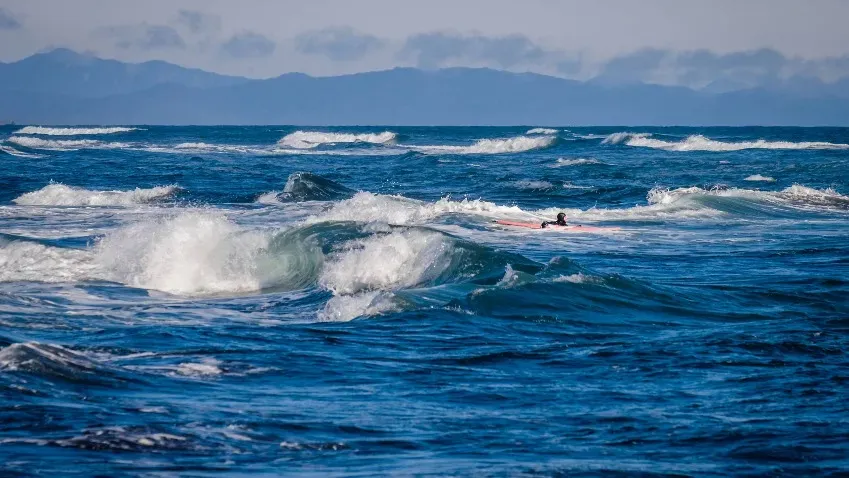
[14,126,140,136]
[278,131,397,149]
[13,184,179,206]
[604,132,849,151]
[414,135,556,155]
[526,128,558,135]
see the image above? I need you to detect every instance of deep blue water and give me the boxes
[1,125,848,476]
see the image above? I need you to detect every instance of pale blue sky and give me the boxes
[1,0,848,85]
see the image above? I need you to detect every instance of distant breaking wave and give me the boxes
[278,131,397,149]
[13,184,179,206]
[0,144,44,158]
[526,128,558,135]
[744,174,776,182]
[7,136,130,151]
[552,158,602,167]
[413,135,556,155]
[603,132,849,151]
[14,126,140,136]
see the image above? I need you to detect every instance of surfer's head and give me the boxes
[556,212,567,223]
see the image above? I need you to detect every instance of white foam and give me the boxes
[526,128,558,135]
[0,239,97,283]
[604,132,849,151]
[94,211,274,295]
[646,184,849,209]
[744,174,776,182]
[318,292,396,322]
[13,184,178,206]
[552,158,601,167]
[413,135,556,155]
[14,126,140,136]
[0,144,44,158]
[513,180,554,190]
[278,131,397,149]
[7,136,129,151]
[316,192,524,225]
[553,273,601,284]
[175,359,222,377]
[318,229,452,321]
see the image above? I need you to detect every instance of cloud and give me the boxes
[175,10,221,34]
[0,8,21,30]
[220,32,276,59]
[596,48,667,83]
[399,32,549,69]
[593,48,849,89]
[295,26,384,61]
[102,24,186,50]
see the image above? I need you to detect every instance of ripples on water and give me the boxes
[1,126,848,475]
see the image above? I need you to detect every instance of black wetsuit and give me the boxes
[540,219,568,228]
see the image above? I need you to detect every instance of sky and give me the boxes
[2,0,849,87]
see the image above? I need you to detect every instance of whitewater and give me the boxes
[1,125,847,476]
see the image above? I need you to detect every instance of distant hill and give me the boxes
[1,49,847,125]
[0,49,248,98]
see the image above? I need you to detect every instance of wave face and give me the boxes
[604,132,849,151]
[278,131,397,149]
[1,125,848,476]
[275,172,355,203]
[13,184,178,206]
[14,126,140,136]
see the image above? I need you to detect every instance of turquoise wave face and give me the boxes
[1,125,848,475]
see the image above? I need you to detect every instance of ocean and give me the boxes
[1,125,847,476]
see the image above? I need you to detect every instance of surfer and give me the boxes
[541,212,568,228]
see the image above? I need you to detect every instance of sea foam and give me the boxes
[13,184,179,206]
[604,132,849,151]
[413,135,556,155]
[14,126,140,136]
[278,131,397,149]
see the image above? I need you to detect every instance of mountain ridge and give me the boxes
[1,49,847,126]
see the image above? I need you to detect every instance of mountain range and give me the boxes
[1,49,848,125]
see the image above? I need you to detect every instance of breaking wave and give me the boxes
[0,144,44,158]
[258,172,355,204]
[745,174,776,182]
[94,212,308,295]
[278,131,397,149]
[513,180,555,190]
[526,128,558,135]
[14,126,140,136]
[13,184,179,206]
[315,192,524,225]
[413,135,556,155]
[7,136,129,151]
[552,158,602,167]
[645,184,849,212]
[603,132,849,151]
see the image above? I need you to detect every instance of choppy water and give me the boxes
[1,125,848,476]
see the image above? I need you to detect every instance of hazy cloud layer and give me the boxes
[0,8,21,30]
[295,27,384,61]
[400,32,549,69]
[175,10,221,34]
[102,24,186,51]
[220,32,276,59]
[596,48,849,89]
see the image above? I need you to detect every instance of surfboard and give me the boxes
[495,220,621,232]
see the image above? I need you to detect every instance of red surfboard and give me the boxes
[495,220,621,232]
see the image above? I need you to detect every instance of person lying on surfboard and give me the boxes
[541,212,569,228]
